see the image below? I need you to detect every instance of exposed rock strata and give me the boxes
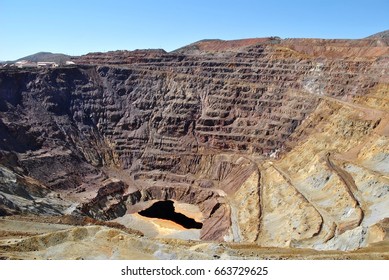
[0,35,389,255]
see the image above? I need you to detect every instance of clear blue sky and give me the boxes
[1,0,388,60]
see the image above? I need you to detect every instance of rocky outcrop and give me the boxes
[0,35,388,253]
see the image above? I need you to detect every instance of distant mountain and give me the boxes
[15,52,71,64]
[366,30,389,40]
[172,37,279,55]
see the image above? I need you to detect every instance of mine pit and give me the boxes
[1,32,389,259]
[138,200,203,229]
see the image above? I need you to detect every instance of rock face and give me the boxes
[0,34,389,255]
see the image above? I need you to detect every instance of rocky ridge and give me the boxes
[0,33,389,259]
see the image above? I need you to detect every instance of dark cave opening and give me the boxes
[138,200,203,229]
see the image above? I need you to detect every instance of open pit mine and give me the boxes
[0,32,389,259]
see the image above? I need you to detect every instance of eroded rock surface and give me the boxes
[1,34,389,258]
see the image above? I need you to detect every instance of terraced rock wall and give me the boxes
[0,37,388,249]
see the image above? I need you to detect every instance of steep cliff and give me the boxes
[0,35,388,258]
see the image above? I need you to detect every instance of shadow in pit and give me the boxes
[138,200,203,229]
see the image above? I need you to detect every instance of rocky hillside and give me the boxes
[0,34,388,259]
[14,52,71,64]
[367,29,389,41]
